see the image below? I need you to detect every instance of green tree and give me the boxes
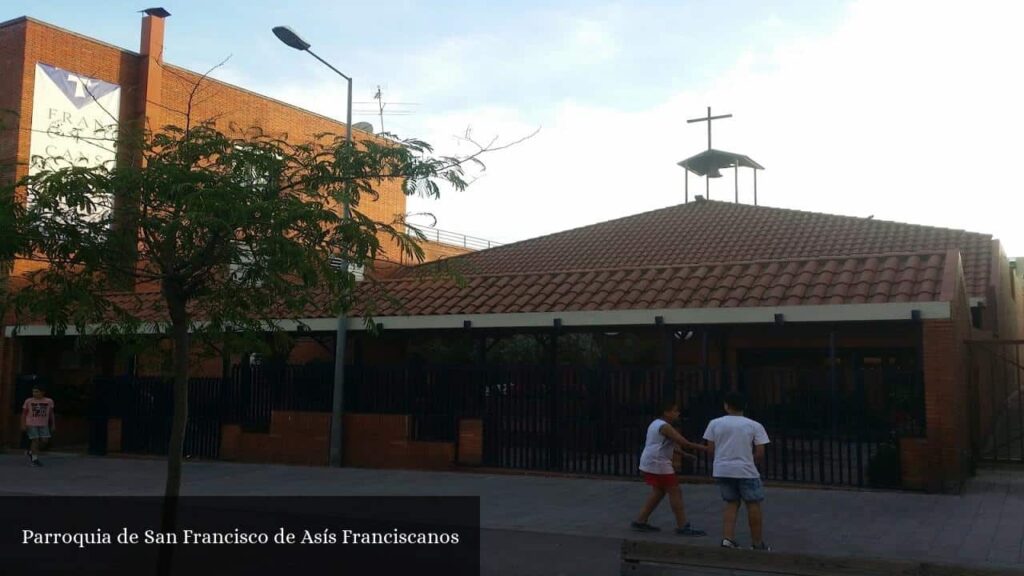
[4,93,507,573]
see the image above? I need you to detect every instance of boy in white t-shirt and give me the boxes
[702,391,771,551]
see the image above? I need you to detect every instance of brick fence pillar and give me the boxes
[921,319,972,492]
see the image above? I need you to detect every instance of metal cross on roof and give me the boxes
[687,106,732,150]
[677,106,764,205]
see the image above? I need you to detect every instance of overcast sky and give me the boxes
[9,0,1024,255]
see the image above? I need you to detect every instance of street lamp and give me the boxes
[273,25,352,467]
[271,26,352,145]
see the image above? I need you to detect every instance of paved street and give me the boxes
[2,453,1023,575]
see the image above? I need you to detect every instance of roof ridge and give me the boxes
[399,201,697,271]
[393,198,995,278]
[698,199,994,239]
[382,249,949,284]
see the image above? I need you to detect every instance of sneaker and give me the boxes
[721,538,739,549]
[675,523,706,537]
[630,521,661,532]
[31,459,42,467]
[751,542,771,551]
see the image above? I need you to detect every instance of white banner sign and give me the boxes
[29,62,121,218]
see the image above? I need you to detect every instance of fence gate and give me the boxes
[96,376,224,459]
[474,365,921,488]
[970,340,1024,463]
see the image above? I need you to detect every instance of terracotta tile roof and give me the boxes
[392,199,993,298]
[106,292,165,323]
[357,252,948,316]
[9,251,952,326]
[9,200,988,326]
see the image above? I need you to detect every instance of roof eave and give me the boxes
[5,301,951,336]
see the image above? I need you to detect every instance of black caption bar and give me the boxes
[2,496,480,576]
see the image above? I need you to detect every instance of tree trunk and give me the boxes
[156,300,189,576]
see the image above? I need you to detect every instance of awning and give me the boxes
[677,148,765,176]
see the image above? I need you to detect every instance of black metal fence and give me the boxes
[345,364,924,488]
[346,365,485,441]
[93,362,922,487]
[230,362,334,431]
[95,375,225,459]
[95,362,336,458]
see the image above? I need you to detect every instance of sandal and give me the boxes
[675,523,706,537]
[630,521,661,532]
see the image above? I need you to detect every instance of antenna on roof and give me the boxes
[373,85,385,134]
[677,106,764,206]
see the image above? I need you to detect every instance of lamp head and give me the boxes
[272,26,311,51]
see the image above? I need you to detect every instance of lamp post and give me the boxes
[273,25,352,467]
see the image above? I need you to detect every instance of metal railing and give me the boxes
[411,226,502,250]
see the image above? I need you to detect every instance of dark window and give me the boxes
[971,304,983,330]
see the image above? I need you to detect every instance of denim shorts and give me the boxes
[716,477,765,503]
[26,426,51,440]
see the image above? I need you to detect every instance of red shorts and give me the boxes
[643,472,679,489]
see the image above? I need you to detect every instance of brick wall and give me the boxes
[157,64,409,266]
[287,337,334,365]
[0,19,26,184]
[457,419,483,466]
[106,417,122,453]
[916,249,974,492]
[5,18,142,281]
[342,413,455,470]
[898,438,934,491]
[218,411,467,470]
[406,241,473,265]
[2,15,465,299]
[220,411,330,466]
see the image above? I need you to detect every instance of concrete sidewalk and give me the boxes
[2,453,1023,573]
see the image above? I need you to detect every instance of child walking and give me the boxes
[22,385,55,467]
[631,400,710,536]
[703,391,771,551]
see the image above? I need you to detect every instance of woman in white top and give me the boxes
[632,400,711,536]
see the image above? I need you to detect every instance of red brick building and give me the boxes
[0,12,472,451]
[3,13,1021,494]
